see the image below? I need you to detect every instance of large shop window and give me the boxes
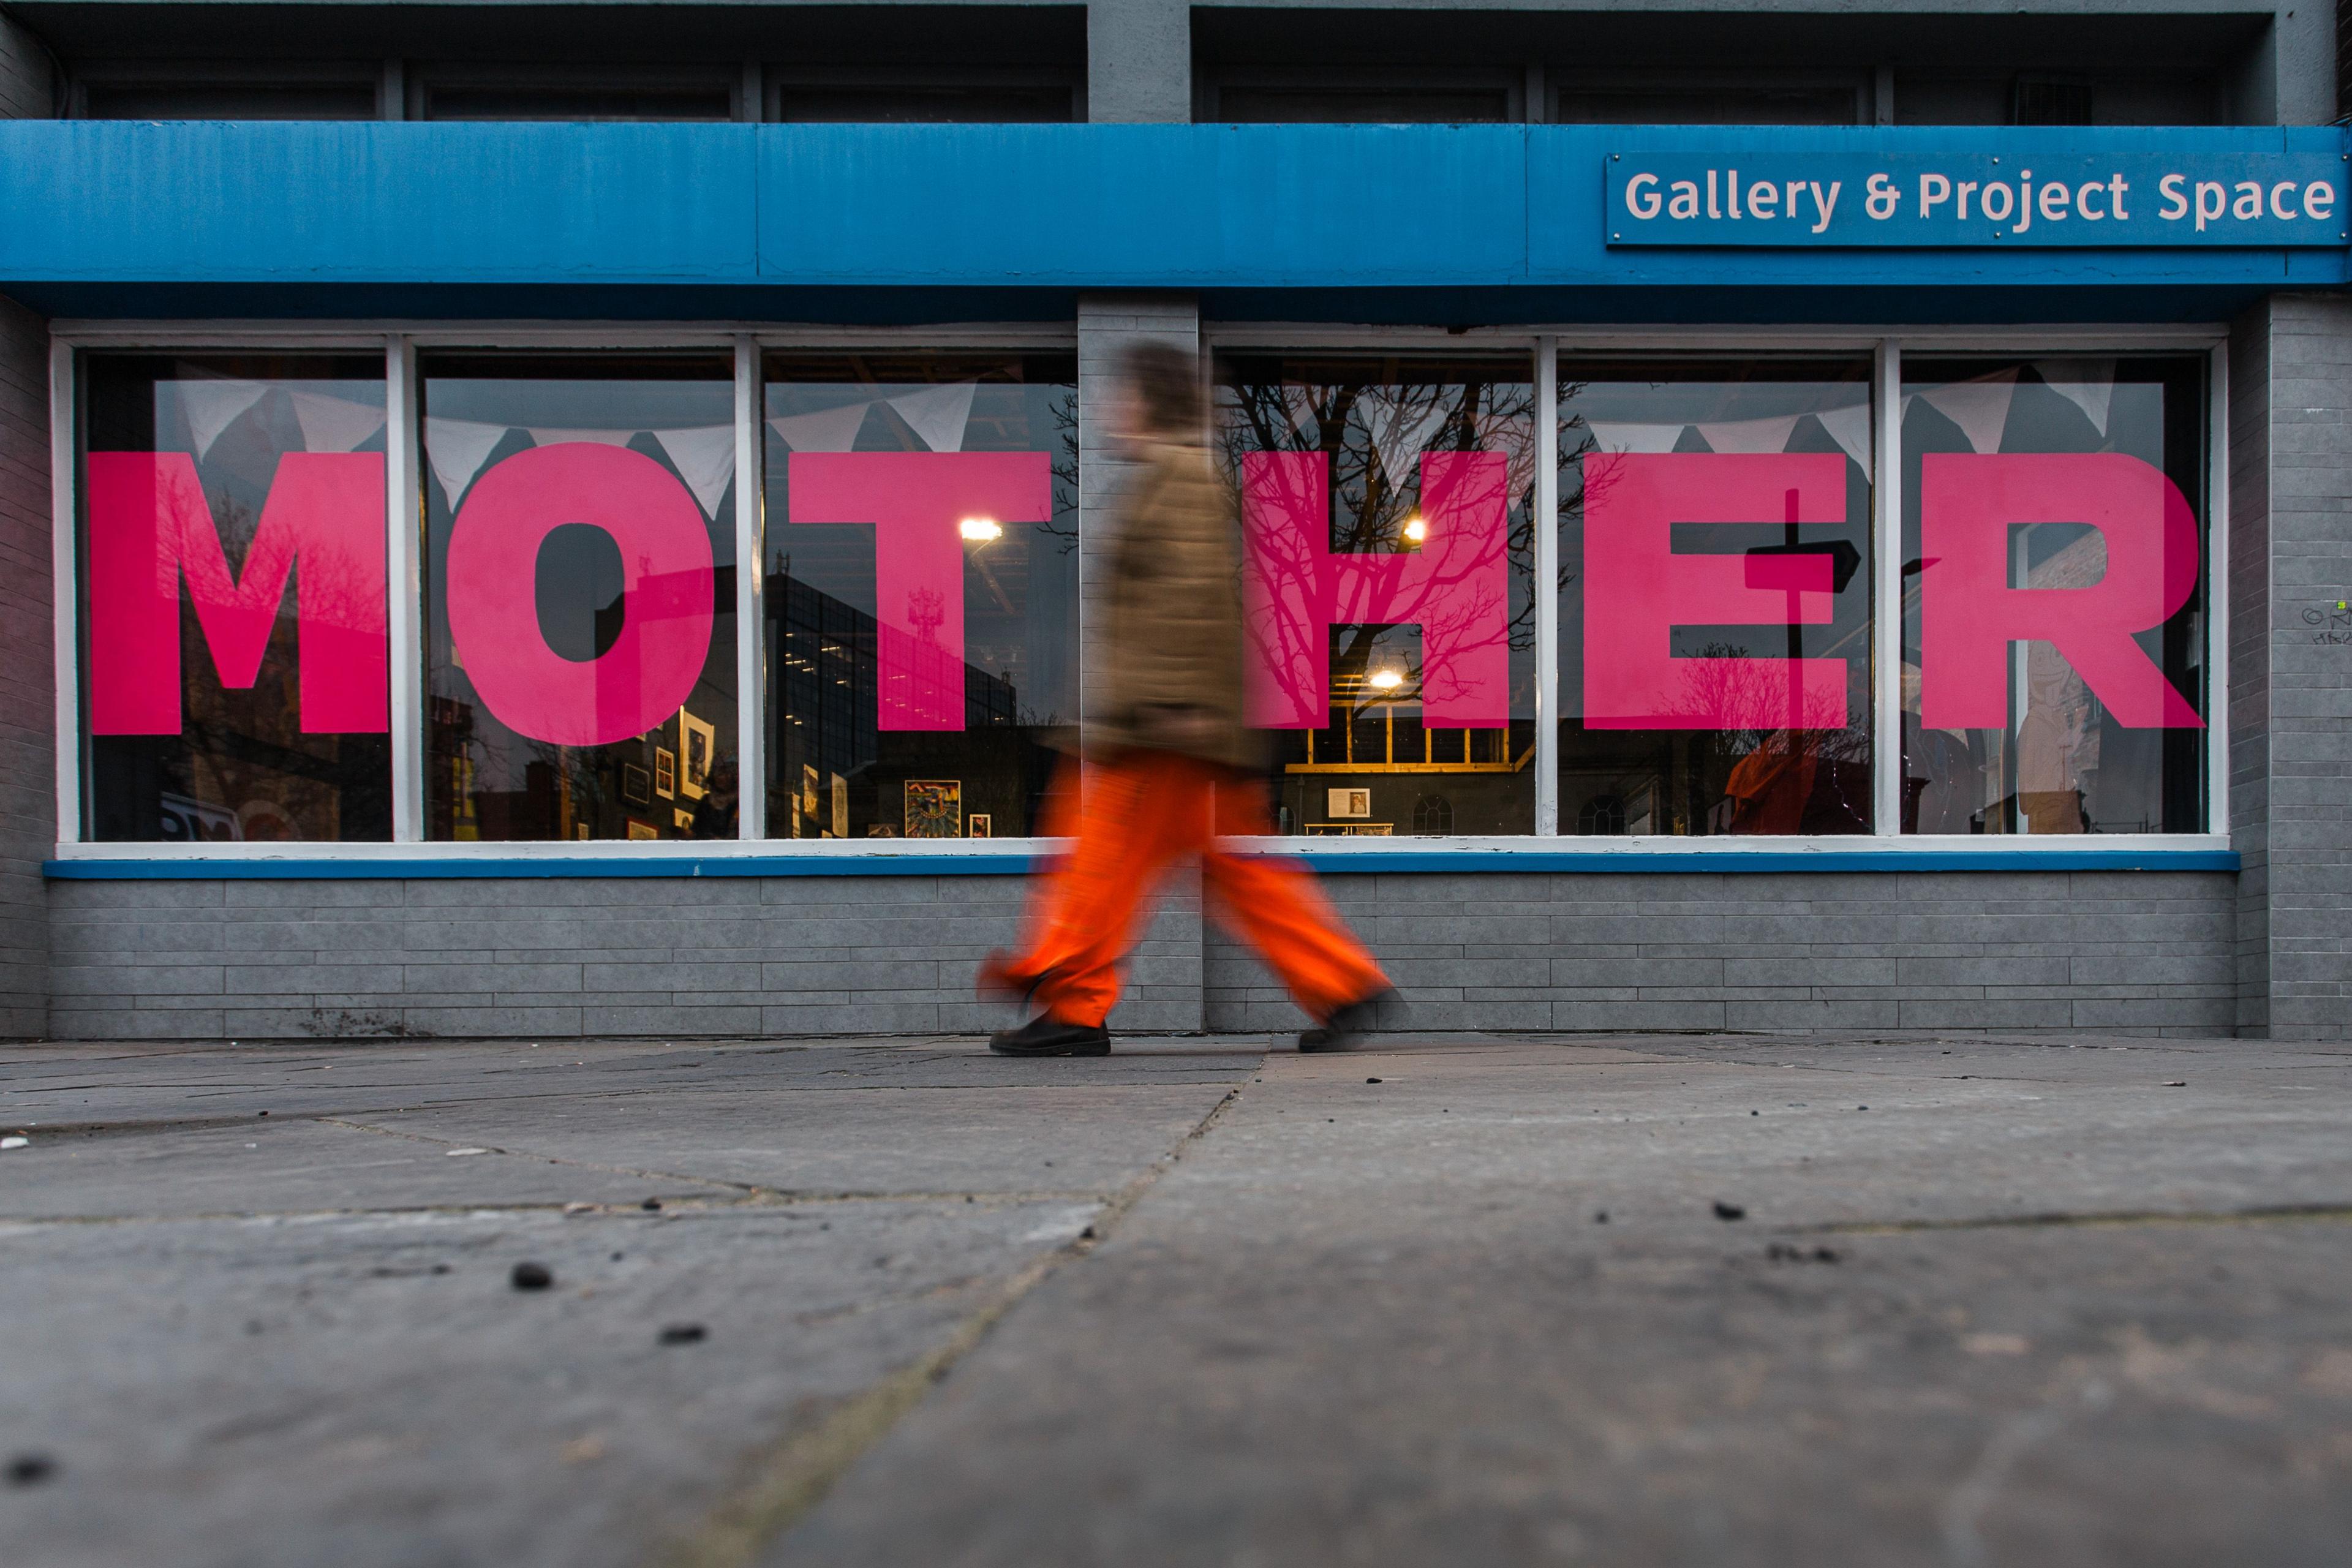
[421,355,739,842]
[1557,361,1875,835]
[1899,357,2209,834]
[60,334,2222,857]
[1216,355,1540,837]
[79,354,392,842]
[761,354,1079,839]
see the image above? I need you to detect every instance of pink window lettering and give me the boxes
[1581,453,1849,730]
[444,443,715,747]
[785,451,1054,732]
[1241,450,1511,728]
[86,450,388,736]
[1917,452,2203,729]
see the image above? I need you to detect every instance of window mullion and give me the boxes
[734,334,767,842]
[50,339,82,846]
[1871,336,1902,837]
[1534,334,1560,836]
[386,333,424,843]
[2204,341,2230,837]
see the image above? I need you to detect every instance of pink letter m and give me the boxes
[86,451,388,735]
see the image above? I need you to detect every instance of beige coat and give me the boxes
[1089,439,1255,769]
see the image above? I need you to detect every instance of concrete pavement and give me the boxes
[3,1031,2349,1566]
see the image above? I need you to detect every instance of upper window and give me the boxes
[78,354,391,842]
[1550,75,1864,127]
[1899,357,2209,835]
[413,70,737,123]
[421,355,738,842]
[1558,360,1876,836]
[78,78,381,120]
[1212,84,1514,123]
[1217,354,1540,836]
[771,77,1079,123]
[762,354,1079,840]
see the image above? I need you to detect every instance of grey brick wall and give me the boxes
[2260,295,2352,1041]
[0,13,56,1040]
[48,865,2238,1042]
[0,293,51,1041]
[1207,871,2241,1037]
[48,876,1049,1041]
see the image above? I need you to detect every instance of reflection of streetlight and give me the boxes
[1401,516,1427,544]
[960,517,1016,615]
[1368,668,1404,692]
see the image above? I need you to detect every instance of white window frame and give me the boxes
[47,318,2228,862]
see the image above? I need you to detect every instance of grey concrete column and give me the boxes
[2264,1,2338,124]
[2248,295,2352,1040]
[1087,0,1191,123]
[2226,304,2273,1037]
[1077,293,1206,1032]
[0,16,53,1039]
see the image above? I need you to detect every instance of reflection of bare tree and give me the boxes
[1041,387,1080,556]
[1555,386,1597,601]
[1664,642,1871,834]
[1217,374,1534,722]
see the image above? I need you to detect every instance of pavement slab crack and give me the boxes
[1816,1202,2352,1235]
[655,1078,1254,1568]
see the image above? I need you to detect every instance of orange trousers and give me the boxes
[998,753,1389,1029]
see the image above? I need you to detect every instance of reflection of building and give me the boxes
[769,573,1034,838]
[1282,658,1531,836]
[89,584,390,843]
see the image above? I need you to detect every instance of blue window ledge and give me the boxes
[45,848,2240,880]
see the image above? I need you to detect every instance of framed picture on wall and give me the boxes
[654,747,676,799]
[625,820,658,841]
[1328,787,1372,819]
[968,814,992,839]
[674,807,695,832]
[678,710,715,800]
[620,764,652,807]
[905,780,962,838]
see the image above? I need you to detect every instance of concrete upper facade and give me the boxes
[0,1,2334,130]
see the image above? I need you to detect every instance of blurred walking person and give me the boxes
[979,342,1398,1057]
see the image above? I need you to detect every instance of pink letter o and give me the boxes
[445,442,715,747]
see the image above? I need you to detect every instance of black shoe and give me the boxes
[1297,987,1403,1053]
[989,1014,1112,1057]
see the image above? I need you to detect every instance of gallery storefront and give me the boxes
[2,119,2346,1039]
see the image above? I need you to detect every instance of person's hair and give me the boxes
[1121,340,1203,437]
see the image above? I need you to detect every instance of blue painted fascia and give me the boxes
[1,121,758,286]
[45,849,2241,880]
[0,121,2342,301]
[756,123,1534,287]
